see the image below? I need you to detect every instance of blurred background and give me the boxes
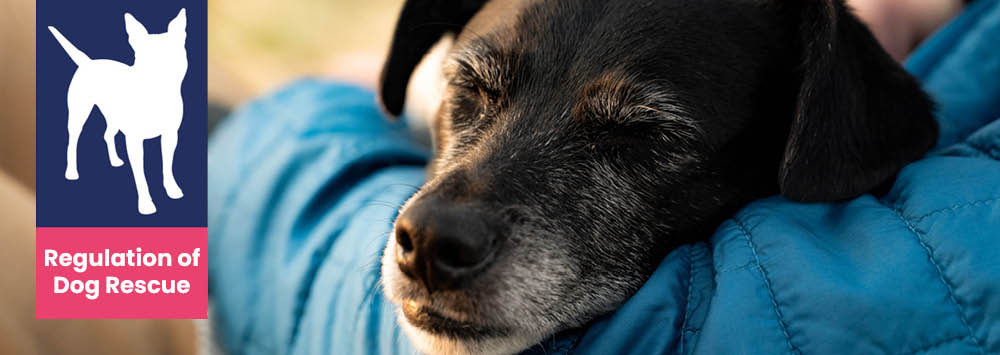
[207,0,403,107]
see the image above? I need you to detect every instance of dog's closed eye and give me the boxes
[575,73,702,148]
[449,71,501,101]
[449,45,518,93]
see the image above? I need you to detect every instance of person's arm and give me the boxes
[849,0,964,61]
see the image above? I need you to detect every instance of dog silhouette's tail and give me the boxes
[48,26,90,66]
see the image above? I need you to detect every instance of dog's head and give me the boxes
[124,9,187,75]
[379,0,937,354]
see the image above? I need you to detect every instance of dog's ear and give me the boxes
[124,13,148,38]
[379,0,488,118]
[168,8,187,35]
[778,0,938,202]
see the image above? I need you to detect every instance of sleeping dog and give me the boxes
[378,0,938,354]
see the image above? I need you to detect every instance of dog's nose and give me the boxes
[393,200,504,292]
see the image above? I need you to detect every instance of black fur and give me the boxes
[378,0,939,353]
[379,0,488,116]
[779,0,939,201]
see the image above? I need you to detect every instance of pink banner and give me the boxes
[36,227,207,319]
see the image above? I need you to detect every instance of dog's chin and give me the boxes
[382,240,552,355]
[397,311,545,355]
[389,290,549,355]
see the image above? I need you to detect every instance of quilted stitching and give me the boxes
[734,217,801,355]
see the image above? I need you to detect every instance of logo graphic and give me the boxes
[37,1,207,319]
[49,9,187,215]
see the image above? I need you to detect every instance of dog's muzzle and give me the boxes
[393,198,507,293]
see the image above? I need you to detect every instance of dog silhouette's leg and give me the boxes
[64,89,92,180]
[104,125,124,167]
[161,131,183,199]
[125,137,156,215]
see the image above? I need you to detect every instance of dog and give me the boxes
[378,0,938,354]
[49,9,188,215]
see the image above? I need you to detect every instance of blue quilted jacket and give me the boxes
[208,1,1000,353]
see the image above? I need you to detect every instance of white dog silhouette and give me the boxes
[49,9,187,215]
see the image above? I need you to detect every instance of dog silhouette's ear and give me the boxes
[169,8,187,34]
[778,0,938,202]
[379,0,488,118]
[124,13,148,38]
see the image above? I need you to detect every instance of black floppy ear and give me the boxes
[779,0,939,202]
[379,0,488,117]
